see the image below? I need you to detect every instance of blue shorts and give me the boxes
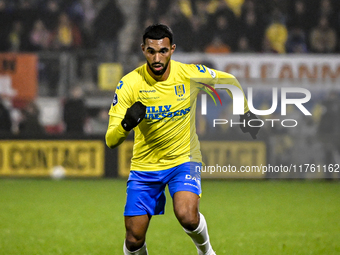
[124,162,202,216]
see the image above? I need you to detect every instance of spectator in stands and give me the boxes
[94,0,124,62]
[51,12,82,50]
[287,0,312,33]
[261,38,278,53]
[41,0,61,31]
[72,0,96,48]
[0,0,5,11]
[309,16,337,53]
[18,101,44,135]
[211,14,238,52]
[318,0,336,24]
[0,96,12,134]
[166,3,193,52]
[264,10,288,54]
[139,0,170,25]
[177,0,194,19]
[1,0,339,56]
[193,0,214,50]
[204,35,231,53]
[63,86,86,134]
[29,19,51,51]
[188,16,208,52]
[87,108,109,135]
[237,35,254,52]
[286,27,308,53]
[0,0,10,51]
[7,21,27,52]
[165,0,212,52]
[240,7,264,52]
[67,0,85,24]
[258,0,288,20]
[223,0,245,18]
[18,0,35,9]
[195,0,211,25]
[80,0,96,33]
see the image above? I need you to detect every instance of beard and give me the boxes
[147,60,170,76]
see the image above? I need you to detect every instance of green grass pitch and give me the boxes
[0,179,339,255]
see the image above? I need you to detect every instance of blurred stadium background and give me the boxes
[0,0,339,254]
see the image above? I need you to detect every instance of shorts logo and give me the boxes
[112,93,118,106]
[117,80,123,90]
[174,84,185,97]
[196,64,206,73]
[185,174,200,185]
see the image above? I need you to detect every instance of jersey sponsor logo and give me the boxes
[146,105,172,113]
[137,96,160,100]
[196,64,206,73]
[117,80,123,89]
[112,93,118,106]
[145,104,191,120]
[206,67,216,78]
[174,84,186,97]
[139,90,156,93]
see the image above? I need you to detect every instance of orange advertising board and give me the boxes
[0,53,38,101]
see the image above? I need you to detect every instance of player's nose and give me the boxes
[154,53,160,62]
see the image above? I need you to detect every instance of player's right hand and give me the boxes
[121,101,147,131]
[239,111,261,139]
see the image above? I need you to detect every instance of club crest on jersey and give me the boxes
[112,93,118,106]
[174,84,186,97]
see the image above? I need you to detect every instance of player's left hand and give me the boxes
[239,111,261,139]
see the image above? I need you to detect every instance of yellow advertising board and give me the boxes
[200,141,266,178]
[118,141,134,178]
[0,140,104,177]
[118,141,266,178]
[98,63,123,90]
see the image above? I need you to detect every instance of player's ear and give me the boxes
[141,43,145,52]
[171,44,176,52]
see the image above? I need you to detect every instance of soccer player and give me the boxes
[106,24,260,255]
